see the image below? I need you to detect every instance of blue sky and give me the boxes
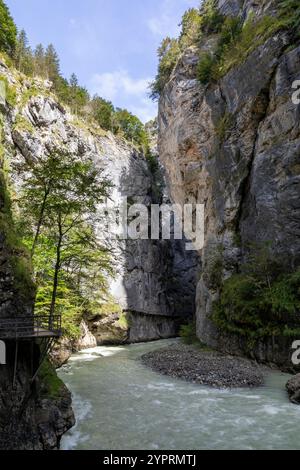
[6,0,198,122]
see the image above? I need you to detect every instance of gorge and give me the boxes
[0,0,300,451]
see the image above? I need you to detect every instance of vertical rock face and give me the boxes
[0,57,197,351]
[0,151,74,449]
[0,58,199,448]
[158,0,300,364]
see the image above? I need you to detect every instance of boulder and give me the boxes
[286,375,300,404]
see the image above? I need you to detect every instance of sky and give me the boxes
[6,0,198,123]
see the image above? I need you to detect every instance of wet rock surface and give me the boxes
[142,342,267,388]
[158,0,300,362]
[286,374,300,405]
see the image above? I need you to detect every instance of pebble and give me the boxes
[141,343,266,389]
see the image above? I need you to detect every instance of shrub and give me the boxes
[217,15,283,78]
[0,75,17,106]
[200,0,224,35]
[197,52,216,84]
[150,38,181,100]
[180,322,197,344]
[180,8,202,49]
[215,112,234,141]
[212,244,300,341]
[279,0,300,37]
[198,9,285,85]
[13,114,34,134]
[38,359,64,398]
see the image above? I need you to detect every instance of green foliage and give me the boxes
[180,8,202,49]
[38,359,64,398]
[14,30,34,75]
[150,37,181,100]
[93,301,122,318]
[179,322,197,345]
[117,312,130,330]
[279,0,300,37]
[0,0,17,56]
[215,112,234,141]
[0,3,150,150]
[200,0,224,35]
[198,11,285,84]
[197,52,216,84]
[146,150,159,174]
[0,75,17,106]
[213,243,300,341]
[217,15,283,78]
[113,108,149,151]
[0,139,35,301]
[13,114,34,133]
[89,96,114,131]
[18,149,113,339]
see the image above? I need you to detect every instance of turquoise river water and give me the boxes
[58,339,300,450]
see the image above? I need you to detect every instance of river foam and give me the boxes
[58,339,300,450]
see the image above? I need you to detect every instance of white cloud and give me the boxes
[89,70,156,123]
[90,70,150,101]
[147,0,197,38]
[130,99,158,124]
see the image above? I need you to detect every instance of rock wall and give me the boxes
[0,56,199,448]
[0,144,74,448]
[0,58,198,352]
[158,0,300,365]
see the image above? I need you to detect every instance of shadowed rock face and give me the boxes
[0,58,198,346]
[0,47,200,448]
[158,0,300,364]
[0,173,74,449]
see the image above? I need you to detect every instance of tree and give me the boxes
[68,73,89,114]
[45,43,60,84]
[113,108,149,151]
[69,72,78,88]
[14,29,34,75]
[89,95,115,131]
[19,150,111,324]
[33,43,46,77]
[0,0,17,56]
[179,8,202,48]
[150,37,180,100]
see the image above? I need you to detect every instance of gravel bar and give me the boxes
[141,342,268,388]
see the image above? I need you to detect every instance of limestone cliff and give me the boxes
[0,51,197,364]
[158,0,300,366]
[0,116,74,448]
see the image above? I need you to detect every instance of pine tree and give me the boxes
[69,72,78,88]
[14,29,34,75]
[0,0,17,56]
[90,95,115,131]
[45,43,60,84]
[33,43,46,77]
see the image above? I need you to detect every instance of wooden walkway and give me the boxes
[0,314,62,340]
[0,314,62,388]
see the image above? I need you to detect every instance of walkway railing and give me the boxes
[0,314,62,339]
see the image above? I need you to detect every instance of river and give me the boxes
[58,339,300,450]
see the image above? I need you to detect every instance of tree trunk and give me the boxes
[49,222,62,327]
[31,187,50,256]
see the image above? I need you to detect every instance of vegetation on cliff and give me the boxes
[0,0,150,152]
[0,0,157,340]
[151,0,300,96]
[213,245,300,343]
